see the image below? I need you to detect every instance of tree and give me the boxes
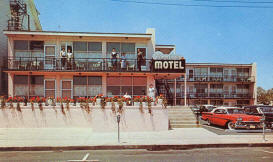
[257,87,273,105]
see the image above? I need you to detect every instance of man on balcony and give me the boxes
[60,48,67,70]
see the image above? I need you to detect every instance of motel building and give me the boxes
[3,28,256,106]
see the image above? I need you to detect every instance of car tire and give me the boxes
[227,122,235,130]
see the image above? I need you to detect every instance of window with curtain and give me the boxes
[106,76,146,97]
[73,76,102,98]
[14,75,28,96]
[30,75,44,97]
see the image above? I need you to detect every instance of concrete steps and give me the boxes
[168,107,199,128]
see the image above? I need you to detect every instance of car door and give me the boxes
[213,109,228,126]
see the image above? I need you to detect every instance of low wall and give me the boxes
[0,105,168,132]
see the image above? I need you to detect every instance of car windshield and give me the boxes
[259,107,273,113]
[227,109,245,114]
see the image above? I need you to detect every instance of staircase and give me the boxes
[168,106,200,128]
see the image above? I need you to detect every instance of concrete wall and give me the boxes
[0,106,168,132]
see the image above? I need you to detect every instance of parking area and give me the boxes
[199,118,273,135]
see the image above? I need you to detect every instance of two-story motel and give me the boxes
[3,28,256,106]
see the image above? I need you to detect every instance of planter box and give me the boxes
[96,98,101,106]
[157,99,163,105]
[106,102,112,106]
[134,102,140,106]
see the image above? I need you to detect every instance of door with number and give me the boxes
[61,80,73,98]
[44,45,56,70]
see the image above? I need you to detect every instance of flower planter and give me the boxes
[96,98,101,106]
[157,99,163,105]
[123,102,127,106]
[134,102,140,106]
[106,102,112,106]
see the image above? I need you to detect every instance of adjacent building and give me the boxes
[0,0,41,95]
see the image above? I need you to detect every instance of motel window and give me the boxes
[106,42,136,59]
[14,40,28,50]
[14,75,28,97]
[73,42,87,52]
[14,75,44,97]
[73,76,102,98]
[107,42,121,53]
[30,41,44,50]
[30,76,44,97]
[107,76,146,97]
[88,42,102,52]
[121,43,135,53]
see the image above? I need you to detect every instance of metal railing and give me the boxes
[174,75,255,82]
[175,92,252,99]
[7,57,152,72]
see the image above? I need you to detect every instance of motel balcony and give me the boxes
[175,93,253,99]
[7,57,154,72]
[174,75,255,83]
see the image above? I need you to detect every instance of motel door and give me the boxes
[44,45,56,70]
[61,80,73,98]
[44,79,56,98]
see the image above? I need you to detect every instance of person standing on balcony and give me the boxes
[60,48,67,70]
[148,84,156,101]
[137,49,143,71]
[67,48,73,70]
[120,52,126,70]
[111,48,118,70]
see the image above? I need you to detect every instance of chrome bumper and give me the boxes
[235,121,263,129]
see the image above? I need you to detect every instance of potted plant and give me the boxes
[134,96,141,106]
[95,94,103,106]
[77,97,86,107]
[87,97,94,107]
[105,97,112,106]
[7,97,14,108]
[156,94,164,105]
[0,96,5,108]
[112,96,119,107]
[121,97,128,106]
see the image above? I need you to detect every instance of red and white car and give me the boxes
[201,107,263,130]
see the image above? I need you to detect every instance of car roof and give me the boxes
[212,107,242,112]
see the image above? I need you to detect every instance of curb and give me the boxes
[1,143,273,151]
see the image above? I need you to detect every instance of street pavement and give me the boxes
[0,127,273,149]
[0,147,272,162]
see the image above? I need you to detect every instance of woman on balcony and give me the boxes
[111,48,118,70]
[137,48,143,71]
[67,48,73,70]
[120,52,126,70]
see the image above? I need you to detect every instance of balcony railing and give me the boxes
[173,75,255,82]
[7,57,153,72]
[175,93,252,99]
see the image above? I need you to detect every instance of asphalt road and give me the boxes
[0,147,272,162]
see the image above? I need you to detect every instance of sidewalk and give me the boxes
[1,128,273,151]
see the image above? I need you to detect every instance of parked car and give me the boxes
[243,105,273,129]
[199,105,217,113]
[191,105,201,114]
[201,107,263,130]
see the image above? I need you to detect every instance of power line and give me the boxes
[111,0,273,8]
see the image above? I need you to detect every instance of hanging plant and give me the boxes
[0,96,6,109]
[117,98,123,114]
[39,102,43,111]
[16,102,21,112]
[147,96,152,114]
[111,101,116,114]
[61,103,66,115]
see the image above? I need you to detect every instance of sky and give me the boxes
[35,0,273,90]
